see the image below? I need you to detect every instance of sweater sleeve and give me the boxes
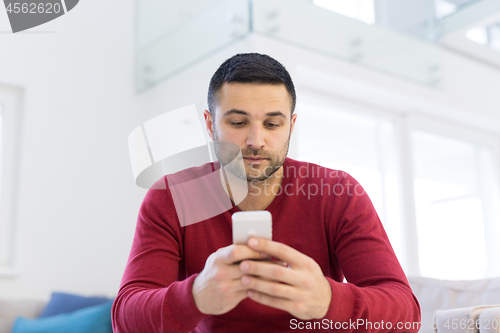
[111,181,210,333]
[321,174,421,332]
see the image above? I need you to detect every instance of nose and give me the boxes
[246,123,265,150]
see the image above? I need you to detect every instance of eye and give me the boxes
[266,122,280,129]
[231,121,246,127]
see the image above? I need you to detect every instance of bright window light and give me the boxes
[296,99,500,279]
[466,26,488,45]
[296,102,403,262]
[412,130,494,280]
[435,0,458,18]
[489,23,500,51]
[313,0,375,25]
[465,21,500,51]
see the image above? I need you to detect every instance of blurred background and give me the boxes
[1,0,500,301]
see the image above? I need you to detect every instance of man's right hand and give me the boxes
[192,244,269,315]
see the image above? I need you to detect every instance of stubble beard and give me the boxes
[213,127,290,183]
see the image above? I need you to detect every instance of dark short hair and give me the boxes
[207,53,296,116]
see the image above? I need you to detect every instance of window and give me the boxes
[0,103,5,265]
[434,0,479,19]
[0,86,23,275]
[296,100,404,264]
[313,0,375,25]
[296,95,500,279]
[411,128,500,279]
[466,21,500,52]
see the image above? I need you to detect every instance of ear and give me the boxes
[290,113,297,136]
[203,109,214,141]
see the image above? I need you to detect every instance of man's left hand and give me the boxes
[240,237,332,320]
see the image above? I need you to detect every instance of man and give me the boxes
[112,53,420,332]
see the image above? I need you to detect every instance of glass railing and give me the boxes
[439,0,500,67]
[136,0,445,92]
[466,21,500,51]
[442,0,500,34]
[253,0,443,87]
[136,0,250,92]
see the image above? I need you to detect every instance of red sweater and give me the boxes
[112,158,420,332]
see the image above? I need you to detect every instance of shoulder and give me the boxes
[145,161,232,228]
[141,161,218,214]
[283,157,353,185]
[282,158,369,207]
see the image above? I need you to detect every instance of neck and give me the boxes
[220,165,284,211]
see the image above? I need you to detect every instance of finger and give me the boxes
[240,275,299,299]
[247,238,310,268]
[247,290,295,314]
[213,264,246,281]
[239,260,299,286]
[269,260,289,268]
[222,283,250,305]
[218,244,269,265]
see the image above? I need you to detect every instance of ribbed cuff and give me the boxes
[164,274,211,332]
[322,277,356,323]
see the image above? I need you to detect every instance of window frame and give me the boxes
[407,113,500,278]
[0,85,24,277]
[296,88,500,278]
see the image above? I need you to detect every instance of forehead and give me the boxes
[216,82,292,117]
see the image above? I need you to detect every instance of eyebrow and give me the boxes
[222,109,287,119]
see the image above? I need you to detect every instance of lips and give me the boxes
[244,157,268,162]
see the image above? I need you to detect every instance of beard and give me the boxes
[213,129,290,183]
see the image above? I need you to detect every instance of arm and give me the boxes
[112,181,268,332]
[111,185,209,333]
[237,175,420,332]
[325,174,421,332]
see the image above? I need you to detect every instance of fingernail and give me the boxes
[240,262,249,271]
[248,290,254,297]
[242,276,250,285]
[260,252,268,258]
[249,238,258,247]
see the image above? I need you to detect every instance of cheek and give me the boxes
[215,127,243,144]
[270,131,290,146]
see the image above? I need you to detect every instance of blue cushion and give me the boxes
[12,301,113,333]
[39,292,112,318]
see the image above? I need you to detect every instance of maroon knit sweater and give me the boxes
[112,158,420,332]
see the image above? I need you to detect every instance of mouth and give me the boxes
[244,156,268,162]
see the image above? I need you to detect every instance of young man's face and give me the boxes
[205,82,297,182]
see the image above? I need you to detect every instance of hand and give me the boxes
[240,238,332,320]
[192,243,268,315]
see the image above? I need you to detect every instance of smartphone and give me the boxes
[232,211,273,245]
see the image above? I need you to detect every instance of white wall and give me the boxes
[0,0,143,299]
[0,0,500,301]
